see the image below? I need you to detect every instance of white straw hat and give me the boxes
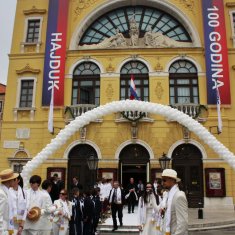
[162,169,180,182]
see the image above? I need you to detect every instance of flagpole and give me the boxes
[216,81,222,134]
[48,87,54,134]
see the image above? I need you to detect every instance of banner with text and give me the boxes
[202,0,231,104]
[42,0,69,106]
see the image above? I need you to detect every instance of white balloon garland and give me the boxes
[21,100,235,186]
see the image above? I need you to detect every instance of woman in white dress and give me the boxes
[52,189,72,235]
[9,174,27,235]
[137,182,161,235]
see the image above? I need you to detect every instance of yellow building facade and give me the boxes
[1,0,235,208]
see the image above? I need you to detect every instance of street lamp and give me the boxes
[159,152,171,171]
[87,153,98,188]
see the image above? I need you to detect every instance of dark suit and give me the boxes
[93,195,102,233]
[49,179,64,202]
[108,188,125,229]
[69,196,83,235]
[126,183,138,213]
[83,196,94,235]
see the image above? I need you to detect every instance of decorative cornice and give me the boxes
[226,3,235,7]
[23,6,47,15]
[16,64,40,75]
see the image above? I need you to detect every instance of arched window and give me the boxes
[120,61,149,101]
[79,6,191,45]
[169,60,199,104]
[72,62,100,105]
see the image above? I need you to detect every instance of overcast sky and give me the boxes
[0,1,17,85]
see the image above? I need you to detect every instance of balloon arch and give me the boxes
[21,100,235,185]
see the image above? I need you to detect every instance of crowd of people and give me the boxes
[0,168,188,235]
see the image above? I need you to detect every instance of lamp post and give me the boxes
[87,153,98,189]
[159,152,171,171]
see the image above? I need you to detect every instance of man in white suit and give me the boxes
[162,169,188,235]
[0,169,19,235]
[23,175,56,235]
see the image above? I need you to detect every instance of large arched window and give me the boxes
[72,62,100,105]
[169,60,199,104]
[120,61,149,101]
[79,6,192,45]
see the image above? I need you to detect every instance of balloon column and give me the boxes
[21,100,235,186]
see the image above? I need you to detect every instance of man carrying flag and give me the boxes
[130,74,139,100]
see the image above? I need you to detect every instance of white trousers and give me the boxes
[52,222,69,235]
[22,230,52,235]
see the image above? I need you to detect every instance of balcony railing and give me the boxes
[170,103,207,121]
[64,104,99,122]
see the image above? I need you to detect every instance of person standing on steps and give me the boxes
[126,177,138,213]
[108,181,125,232]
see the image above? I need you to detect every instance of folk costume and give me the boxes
[52,198,72,235]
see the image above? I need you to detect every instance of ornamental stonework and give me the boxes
[177,0,195,13]
[73,0,99,20]
[106,83,114,101]
[155,82,164,100]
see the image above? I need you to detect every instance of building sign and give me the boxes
[202,0,231,104]
[3,141,20,149]
[42,0,69,106]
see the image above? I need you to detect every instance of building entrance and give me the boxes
[172,144,203,208]
[119,144,150,189]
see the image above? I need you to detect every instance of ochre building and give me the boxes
[1,0,235,208]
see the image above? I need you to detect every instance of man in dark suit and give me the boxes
[49,173,64,202]
[126,177,138,213]
[92,187,102,234]
[83,190,94,235]
[108,181,125,232]
[71,176,83,191]
[70,187,84,235]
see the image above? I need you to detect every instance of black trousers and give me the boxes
[83,221,93,235]
[111,203,123,228]
[128,197,136,212]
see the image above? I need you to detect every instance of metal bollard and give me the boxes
[198,202,203,219]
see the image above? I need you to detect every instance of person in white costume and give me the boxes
[9,174,27,235]
[161,169,188,235]
[0,169,19,235]
[52,189,72,235]
[137,182,161,235]
[23,175,54,235]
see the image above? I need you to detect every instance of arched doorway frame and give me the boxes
[64,140,102,159]
[69,0,201,49]
[168,139,207,159]
[115,139,154,160]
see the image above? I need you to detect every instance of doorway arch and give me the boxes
[119,144,150,188]
[172,143,203,208]
[68,144,98,192]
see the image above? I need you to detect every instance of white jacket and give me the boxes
[0,185,9,232]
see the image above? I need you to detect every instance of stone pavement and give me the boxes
[98,206,235,234]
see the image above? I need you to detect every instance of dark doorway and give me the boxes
[68,144,98,194]
[172,143,203,208]
[119,144,150,189]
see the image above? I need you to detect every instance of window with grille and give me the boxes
[72,62,100,105]
[120,61,149,101]
[19,80,34,107]
[169,60,199,104]
[79,6,191,45]
[26,19,40,43]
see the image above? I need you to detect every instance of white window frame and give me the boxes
[229,10,235,47]
[15,77,37,109]
[21,16,43,53]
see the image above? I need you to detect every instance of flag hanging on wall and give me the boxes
[130,74,139,100]
[48,88,54,133]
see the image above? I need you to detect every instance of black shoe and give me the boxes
[128,211,131,213]
[120,223,123,227]
[132,211,134,213]
[112,227,118,232]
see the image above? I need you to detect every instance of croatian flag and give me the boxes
[216,83,222,134]
[130,74,139,100]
